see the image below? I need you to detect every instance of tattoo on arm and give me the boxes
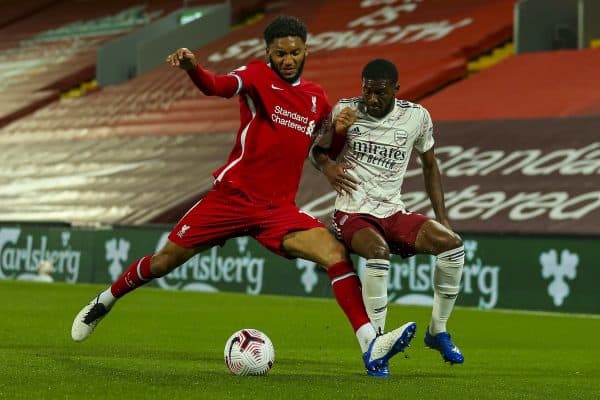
[309,145,331,171]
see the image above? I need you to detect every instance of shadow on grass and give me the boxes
[54,350,463,383]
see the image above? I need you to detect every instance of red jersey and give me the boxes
[192,60,331,205]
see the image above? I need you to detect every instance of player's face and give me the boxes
[266,36,307,83]
[361,79,398,118]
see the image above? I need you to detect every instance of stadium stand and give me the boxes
[0,0,56,32]
[422,48,600,120]
[467,42,514,75]
[1,0,560,229]
[0,1,181,128]
[1,0,515,136]
[0,0,266,128]
[0,132,234,225]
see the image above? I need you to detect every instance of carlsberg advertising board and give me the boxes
[0,224,597,314]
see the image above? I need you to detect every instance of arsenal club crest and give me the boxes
[394,130,408,146]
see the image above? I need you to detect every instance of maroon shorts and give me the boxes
[168,182,324,258]
[332,209,428,258]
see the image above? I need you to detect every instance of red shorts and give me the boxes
[168,181,324,258]
[332,210,428,258]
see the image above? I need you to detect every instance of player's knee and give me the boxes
[439,231,463,253]
[449,232,463,250]
[366,243,389,260]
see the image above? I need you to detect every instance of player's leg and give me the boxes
[105,241,201,305]
[72,184,245,342]
[71,240,208,342]
[414,220,465,364]
[280,226,415,377]
[334,212,391,336]
[281,227,374,349]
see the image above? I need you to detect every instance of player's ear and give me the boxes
[304,45,309,57]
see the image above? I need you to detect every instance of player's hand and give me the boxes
[165,48,197,71]
[322,161,358,195]
[334,107,356,135]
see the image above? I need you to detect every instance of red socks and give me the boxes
[110,255,155,298]
[327,260,370,332]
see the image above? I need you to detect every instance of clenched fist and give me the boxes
[334,107,356,135]
[165,48,197,71]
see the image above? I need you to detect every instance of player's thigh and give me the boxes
[281,227,347,267]
[350,227,390,260]
[169,185,254,253]
[383,211,429,258]
[255,205,328,259]
[414,219,462,255]
[332,211,385,254]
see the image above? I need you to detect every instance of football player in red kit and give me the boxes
[71,16,415,377]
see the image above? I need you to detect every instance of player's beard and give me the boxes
[270,56,305,83]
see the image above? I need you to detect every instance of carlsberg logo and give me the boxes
[540,249,578,307]
[0,228,81,282]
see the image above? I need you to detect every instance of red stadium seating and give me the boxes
[1,0,515,141]
[422,48,600,120]
[1,0,522,226]
[0,1,267,129]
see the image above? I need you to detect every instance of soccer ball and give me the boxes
[224,329,275,376]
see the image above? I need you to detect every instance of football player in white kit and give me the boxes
[311,59,465,364]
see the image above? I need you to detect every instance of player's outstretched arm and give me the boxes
[166,47,238,98]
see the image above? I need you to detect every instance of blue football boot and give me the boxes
[363,321,417,377]
[424,327,464,364]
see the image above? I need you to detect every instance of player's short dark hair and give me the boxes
[263,15,307,45]
[362,59,398,83]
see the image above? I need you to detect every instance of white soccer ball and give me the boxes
[224,328,275,376]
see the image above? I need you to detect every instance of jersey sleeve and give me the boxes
[229,63,260,96]
[187,65,240,98]
[414,106,435,153]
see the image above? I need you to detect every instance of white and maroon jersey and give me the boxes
[213,59,331,205]
[328,97,434,217]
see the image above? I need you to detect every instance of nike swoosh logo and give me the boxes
[271,84,284,90]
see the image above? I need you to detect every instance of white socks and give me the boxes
[98,288,117,309]
[363,258,390,335]
[355,322,377,353]
[430,246,465,335]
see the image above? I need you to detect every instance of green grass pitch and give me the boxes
[1,280,599,399]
